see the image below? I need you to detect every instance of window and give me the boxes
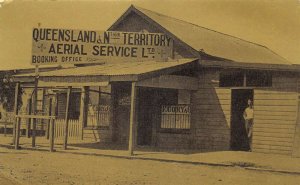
[246,71,272,87]
[160,105,191,130]
[219,70,272,87]
[219,70,244,87]
[160,89,191,131]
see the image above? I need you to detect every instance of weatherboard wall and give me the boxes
[190,69,299,155]
[292,78,300,157]
[253,72,298,155]
[191,68,231,151]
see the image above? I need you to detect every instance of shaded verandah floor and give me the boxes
[1,135,300,175]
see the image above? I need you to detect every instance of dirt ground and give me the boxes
[0,173,19,185]
[0,144,300,185]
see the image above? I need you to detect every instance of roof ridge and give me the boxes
[133,5,272,50]
[262,47,292,65]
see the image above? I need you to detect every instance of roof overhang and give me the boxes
[13,58,198,87]
[201,60,300,72]
[38,81,109,88]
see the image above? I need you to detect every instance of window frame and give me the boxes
[159,104,191,133]
[219,69,272,88]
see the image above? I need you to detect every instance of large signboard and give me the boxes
[32,28,173,65]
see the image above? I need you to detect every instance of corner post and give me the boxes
[128,82,137,156]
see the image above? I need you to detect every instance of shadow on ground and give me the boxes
[69,142,229,155]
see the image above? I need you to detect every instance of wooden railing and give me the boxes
[0,112,15,136]
[14,115,56,152]
[0,111,15,123]
[161,105,191,130]
[54,119,82,140]
[87,105,110,127]
[13,115,83,152]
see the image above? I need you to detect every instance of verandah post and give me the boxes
[15,117,21,150]
[32,65,39,147]
[49,117,55,152]
[63,86,72,150]
[46,98,52,139]
[79,86,88,140]
[26,98,32,138]
[128,82,137,156]
[12,82,20,145]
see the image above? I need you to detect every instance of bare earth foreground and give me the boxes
[1,145,300,185]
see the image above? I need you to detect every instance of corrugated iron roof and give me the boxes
[15,58,197,78]
[110,6,290,66]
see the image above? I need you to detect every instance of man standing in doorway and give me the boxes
[243,99,254,151]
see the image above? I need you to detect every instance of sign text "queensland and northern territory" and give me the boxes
[32,28,173,65]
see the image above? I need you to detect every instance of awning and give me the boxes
[13,58,198,87]
[38,81,109,87]
[136,75,198,90]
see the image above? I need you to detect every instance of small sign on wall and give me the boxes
[118,96,131,106]
[161,105,190,114]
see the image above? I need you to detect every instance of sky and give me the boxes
[0,0,300,70]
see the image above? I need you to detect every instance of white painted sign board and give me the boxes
[32,28,173,65]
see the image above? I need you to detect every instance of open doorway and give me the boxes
[112,82,131,144]
[231,89,253,151]
[137,88,157,146]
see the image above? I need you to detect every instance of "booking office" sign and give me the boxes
[31,28,173,65]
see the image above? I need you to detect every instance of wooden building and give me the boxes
[13,5,300,157]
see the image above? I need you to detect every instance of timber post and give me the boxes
[15,117,21,150]
[79,86,88,140]
[97,86,101,124]
[128,82,137,156]
[63,86,72,150]
[26,98,32,138]
[12,82,20,145]
[49,117,55,152]
[32,65,39,147]
[4,122,7,137]
[46,98,52,139]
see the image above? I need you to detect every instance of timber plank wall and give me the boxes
[292,79,300,157]
[191,68,231,151]
[253,72,298,155]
